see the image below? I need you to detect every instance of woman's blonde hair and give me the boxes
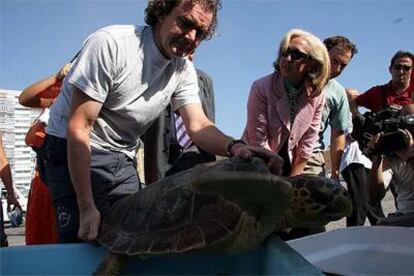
[273,29,331,96]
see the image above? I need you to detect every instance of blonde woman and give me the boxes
[243,29,330,176]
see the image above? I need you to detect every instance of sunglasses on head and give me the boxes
[394,64,412,71]
[282,47,310,62]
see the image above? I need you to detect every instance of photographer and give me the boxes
[368,104,414,227]
[350,51,413,112]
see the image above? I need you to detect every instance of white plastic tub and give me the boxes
[288,226,414,275]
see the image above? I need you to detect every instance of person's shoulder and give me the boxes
[246,73,275,99]
[96,25,144,39]
[172,57,197,86]
[252,72,274,87]
[176,56,196,73]
[364,82,389,95]
[323,79,347,101]
[195,68,212,82]
[195,68,209,78]
[325,79,345,93]
[85,25,145,46]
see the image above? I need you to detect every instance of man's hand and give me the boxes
[330,171,340,181]
[57,63,71,80]
[6,192,21,211]
[366,132,382,158]
[78,206,101,242]
[231,143,284,175]
[395,129,414,161]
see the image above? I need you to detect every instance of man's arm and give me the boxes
[290,158,307,176]
[67,87,102,241]
[395,129,414,165]
[330,128,346,180]
[368,154,387,204]
[19,64,71,108]
[179,103,239,156]
[179,103,284,175]
[0,132,21,210]
[366,133,388,204]
[345,88,360,117]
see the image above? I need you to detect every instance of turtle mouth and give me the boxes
[320,198,353,221]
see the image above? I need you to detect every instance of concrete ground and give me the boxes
[4,221,25,246]
[326,189,396,231]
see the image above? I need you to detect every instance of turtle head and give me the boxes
[285,175,352,229]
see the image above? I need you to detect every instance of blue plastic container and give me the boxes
[0,236,322,275]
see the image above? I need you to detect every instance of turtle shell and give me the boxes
[98,157,293,256]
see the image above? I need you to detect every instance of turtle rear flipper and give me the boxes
[193,172,293,215]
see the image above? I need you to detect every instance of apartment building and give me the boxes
[0,89,41,204]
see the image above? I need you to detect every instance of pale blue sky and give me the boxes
[1,0,413,141]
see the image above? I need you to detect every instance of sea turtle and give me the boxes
[95,157,351,274]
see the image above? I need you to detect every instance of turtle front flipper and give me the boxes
[93,253,127,276]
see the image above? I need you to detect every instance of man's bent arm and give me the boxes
[179,103,233,156]
[330,128,346,180]
[67,88,102,241]
[179,103,284,175]
[368,155,386,204]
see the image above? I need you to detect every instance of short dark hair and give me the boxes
[323,36,358,57]
[145,0,222,41]
[390,50,414,67]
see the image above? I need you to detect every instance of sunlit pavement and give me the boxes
[4,222,25,246]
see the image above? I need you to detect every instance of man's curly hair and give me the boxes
[145,0,222,41]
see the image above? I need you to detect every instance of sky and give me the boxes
[1,0,413,143]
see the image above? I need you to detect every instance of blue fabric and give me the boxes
[314,79,351,151]
[37,134,140,243]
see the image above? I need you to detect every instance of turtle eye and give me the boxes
[310,189,333,205]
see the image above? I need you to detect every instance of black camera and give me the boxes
[351,105,414,156]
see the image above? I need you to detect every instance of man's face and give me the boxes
[390,57,413,87]
[328,46,352,79]
[154,1,213,59]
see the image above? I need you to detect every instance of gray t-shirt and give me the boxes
[47,25,200,158]
[314,79,351,151]
[384,156,414,214]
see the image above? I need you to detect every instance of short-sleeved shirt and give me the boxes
[383,155,414,214]
[356,81,414,112]
[47,25,200,159]
[339,140,372,172]
[314,79,351,151]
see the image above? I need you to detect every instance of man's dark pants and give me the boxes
[0,201,8,247]
[37,135,140,243]
[376,212,414,227]
[341,163,385,226]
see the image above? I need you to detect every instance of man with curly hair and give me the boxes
[38,0,283,243]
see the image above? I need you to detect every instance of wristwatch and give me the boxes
[226,139,247,157]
